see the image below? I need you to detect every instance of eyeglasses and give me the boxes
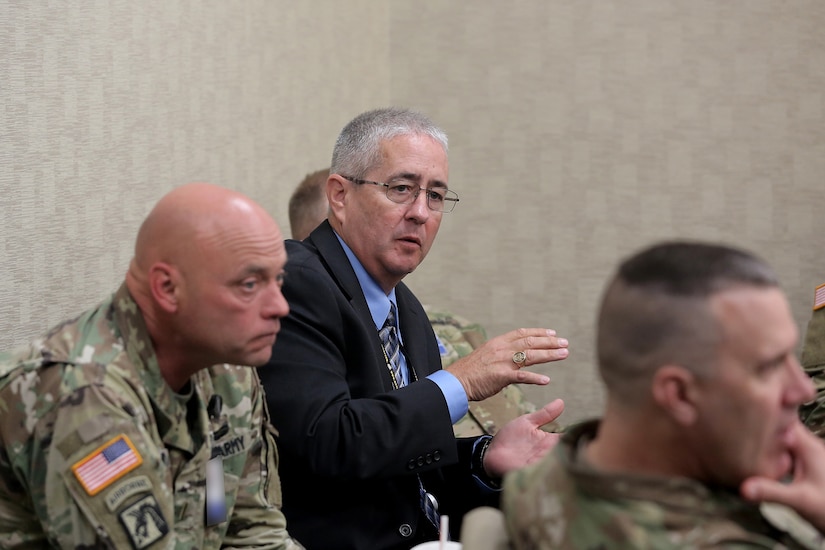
[342,176,459,213]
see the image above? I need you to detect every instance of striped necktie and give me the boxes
[379,303,404,387]
[378,303,441,532]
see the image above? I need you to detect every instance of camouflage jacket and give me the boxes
[424,307,551,437]
[800,290,825,436]
[502,420,820,550]
[0,284,302,549]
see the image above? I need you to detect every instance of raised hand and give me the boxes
[446,328,569,402]
[483,399,565,478]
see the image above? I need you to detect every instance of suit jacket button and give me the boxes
[425,453,433,464]
[399,524,413,537]
[417,456,425,467]
[433,451,441,461]
[407,459,416,470]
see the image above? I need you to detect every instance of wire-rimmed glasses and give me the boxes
[342,176,459,213]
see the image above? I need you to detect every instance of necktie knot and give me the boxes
[383,303,397,330]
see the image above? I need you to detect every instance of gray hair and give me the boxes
[330,107,448,179]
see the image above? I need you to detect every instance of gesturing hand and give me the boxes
[446,328,569,402]
[483,399,565,478]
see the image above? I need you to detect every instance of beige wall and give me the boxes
[394,1,825,422]
[0,0,389,347]
[2,1,824,424]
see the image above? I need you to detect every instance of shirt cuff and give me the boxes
[427,369,468,424]
[471,435,502,492]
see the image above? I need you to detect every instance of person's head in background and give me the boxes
[326,107,455,293]
[592,241,815,486]
[289,168,329,240]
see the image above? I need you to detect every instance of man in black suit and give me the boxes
[260,107,569,549]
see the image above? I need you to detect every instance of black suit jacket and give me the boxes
[260,222,494,550]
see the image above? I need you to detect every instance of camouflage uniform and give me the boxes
[502,421,821,550]
[800,285,825,437]
[424,307,558,437]
[0,284,302,549]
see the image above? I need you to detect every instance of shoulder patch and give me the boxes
[814,283,825,311]
[119,494,169,549]
[435,334,448,356]
[72,435,143,496]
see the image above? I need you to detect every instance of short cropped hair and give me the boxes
[288,168,329,240]
[597,241,779,399]
[330,107,448,179]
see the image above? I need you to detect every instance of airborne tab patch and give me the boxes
[72,435,142,496]
[105,475,152,512]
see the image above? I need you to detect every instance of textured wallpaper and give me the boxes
[2,1,825,424]
[0,0,389,349]
[393,1,825,423]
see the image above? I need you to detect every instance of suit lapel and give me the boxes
[307,221,373,322]
[307,221,439,385]
[307,222,397,390]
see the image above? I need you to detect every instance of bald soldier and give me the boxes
[0,184,303,549]
[289,168,544,438]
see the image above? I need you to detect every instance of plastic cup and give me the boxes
[409,542,462,550]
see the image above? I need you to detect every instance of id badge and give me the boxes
[205,456,227,525]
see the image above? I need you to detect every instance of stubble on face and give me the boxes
[179,200,289,368]
[695,287,811,484]
[138,183,289,390]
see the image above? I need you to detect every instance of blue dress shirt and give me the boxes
[334,232,468,423]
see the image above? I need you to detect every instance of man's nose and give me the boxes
[264,282,290,319]
[787,356,816,406]
[406,188,431,219]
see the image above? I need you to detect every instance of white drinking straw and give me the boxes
[439,515,449,549]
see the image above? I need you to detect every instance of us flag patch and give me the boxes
[72,435,142,496]
[815,283,825,311]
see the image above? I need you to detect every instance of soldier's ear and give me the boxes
[149,262,180,313]
[651,365,698,426]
